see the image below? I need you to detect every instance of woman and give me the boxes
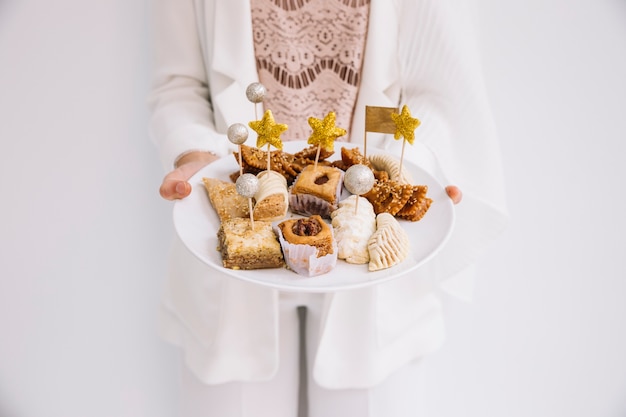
[149,0,507,415]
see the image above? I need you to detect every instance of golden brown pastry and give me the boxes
[217,218,284,270]
[289,165,344,218]
[363,180,414,216]
[278,215,334,257]
[202,177,249,222]
[276,215,338,276]
[396,185,432,222]
[232,144,334,185]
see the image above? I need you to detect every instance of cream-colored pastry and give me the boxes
[368,154,414,184]
[330,195,376,264]
[367,213,410,271]
[253,170,289,221]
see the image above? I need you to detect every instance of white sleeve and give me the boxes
[148,0,232,171]
[397,0,509,297]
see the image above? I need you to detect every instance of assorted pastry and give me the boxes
[204,143,434,276]
[200,84,436,277]
[276,215,338,277]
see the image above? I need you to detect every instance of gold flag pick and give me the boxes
[364,106,398,157]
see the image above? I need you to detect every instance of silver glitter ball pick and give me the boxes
[246,82,267,103]
[235,173,259,198]
[344,164,375,195]
[227,123,249,145]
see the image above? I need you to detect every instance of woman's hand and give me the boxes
[159,151,220,200]
[445,185,462,205]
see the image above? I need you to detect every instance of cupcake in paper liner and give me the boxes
[275,215,338,277]
[288,165,344,218]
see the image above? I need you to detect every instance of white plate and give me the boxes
[173,141,455,292]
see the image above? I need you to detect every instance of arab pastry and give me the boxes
[367,213,410,271]
[368,154,414,184]
[331,195,376,264]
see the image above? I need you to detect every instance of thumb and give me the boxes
[445,185,462,205]
[159,177,192,200]
[159,159,214,201]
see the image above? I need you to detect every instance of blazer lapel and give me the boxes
[350,0,401,145]
[210,0,260,129]
[360,0,400,100]
[211,0,258,83]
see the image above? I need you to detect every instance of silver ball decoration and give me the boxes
[227,123,249,145]
[344,164,375,195]
[246,82,267,103]
[235,173,259,198]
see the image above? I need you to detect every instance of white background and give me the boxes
[1,0,625,416]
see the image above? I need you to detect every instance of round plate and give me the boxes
[173,141,455,292]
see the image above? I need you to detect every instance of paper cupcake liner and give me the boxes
[289,193,337,218]
[275,225,338,277]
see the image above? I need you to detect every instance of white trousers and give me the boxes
[177,291,427,417]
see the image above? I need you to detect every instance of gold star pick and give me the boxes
[249,109,287,150]
[391,105,421,145]
[307,111,347,152]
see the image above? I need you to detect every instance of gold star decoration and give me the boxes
[249,109,287,150]
[307,111,347,152]
[391,105,421,145]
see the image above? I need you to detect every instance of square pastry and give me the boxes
[289,165,344,218]
[217,218,284,270]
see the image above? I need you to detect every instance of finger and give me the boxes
[159,161,204,200]
[159,179,192,200]
[445,185,462,205]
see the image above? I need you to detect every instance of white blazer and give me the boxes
[149,0,508,388]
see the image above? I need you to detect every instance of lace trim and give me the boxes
[255,57,361,89]
[268,0,369,11]
[268,0,311,10]
[251,0,370,141]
